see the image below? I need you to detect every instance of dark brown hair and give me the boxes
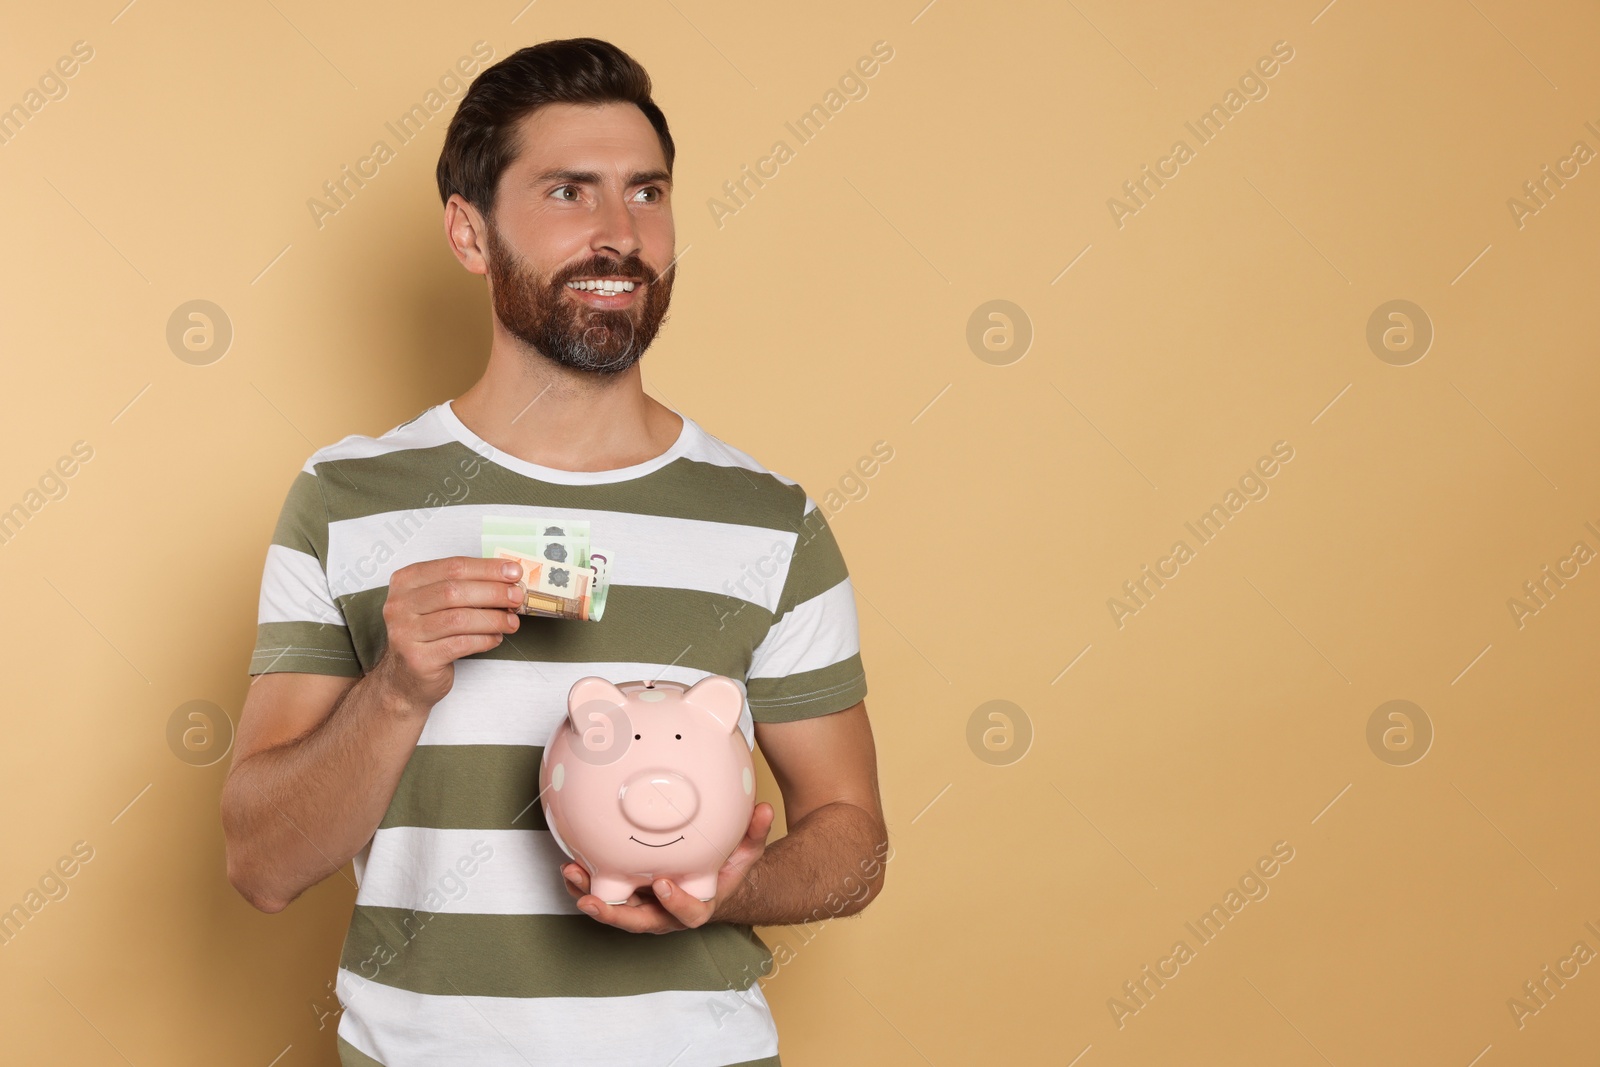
[436,38,674,221]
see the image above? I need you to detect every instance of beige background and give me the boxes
[2,0,1598,1063]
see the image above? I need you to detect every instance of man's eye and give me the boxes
[553,185,580,201]
[634,187,661,203]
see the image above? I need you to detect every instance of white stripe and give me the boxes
[680,428,800,487]
[355,828,576,915]
[301,408,466,473]
[257,544,342,625]
[324,504,797,611]
[352,837,372,887]
[748,577,860,680]
[420,659,757,751]
[336,969,780,1067]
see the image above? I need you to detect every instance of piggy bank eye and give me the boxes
[633,733,641,740]
[675,733,681,740]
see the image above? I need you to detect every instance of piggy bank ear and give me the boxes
[567,677,627,729]
[684,675,745,734]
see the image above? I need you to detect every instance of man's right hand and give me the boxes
[375,555,526,711]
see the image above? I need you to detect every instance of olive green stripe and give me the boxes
[250,621,361,676]
[747,655,868,722]
[340,907,772,998]
[381,745,548,831]
[775,508,850,620]
[269,470,330,560]
[338,586,770,676]
[312,441,808,532]
[336,1037,384,1067]
[254,599,865,719]
[254,579,785,684]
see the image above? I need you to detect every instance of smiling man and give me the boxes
[221,38,887,1067]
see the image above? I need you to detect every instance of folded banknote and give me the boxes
[482,515,612,622]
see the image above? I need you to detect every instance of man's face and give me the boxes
[482,101,676,375]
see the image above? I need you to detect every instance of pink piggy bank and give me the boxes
[539,675,756,905]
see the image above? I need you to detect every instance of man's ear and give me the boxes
[444,193,491,276]
[684,675,744,734]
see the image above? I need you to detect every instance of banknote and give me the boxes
[482,515,612,621]
[586,550,612,622]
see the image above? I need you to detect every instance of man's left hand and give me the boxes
[561,802,775,933]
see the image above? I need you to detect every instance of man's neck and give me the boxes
[452,337,682,473]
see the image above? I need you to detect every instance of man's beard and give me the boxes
[484,222,674,376]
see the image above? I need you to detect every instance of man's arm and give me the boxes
[716,700,887,924]
[221,665,422,913]
[562,699,889,930]
[222,556,525,913]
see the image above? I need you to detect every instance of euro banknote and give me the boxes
[481,515,612,622]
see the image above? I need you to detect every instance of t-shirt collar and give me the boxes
[434,398,694,485]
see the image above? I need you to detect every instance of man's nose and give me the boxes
[591,191,643,262]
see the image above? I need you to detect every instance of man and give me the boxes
[221,37,888,1067]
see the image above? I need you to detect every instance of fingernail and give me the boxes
[503,561,522,579]
[579,902,599,917]
[655,879,672,899]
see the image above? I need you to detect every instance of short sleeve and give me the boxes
[248,466,362,677]
[744,496,868,723]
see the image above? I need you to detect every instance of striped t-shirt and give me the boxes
[248,398,869,1067]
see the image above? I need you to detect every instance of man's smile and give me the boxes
[565,277,644,308]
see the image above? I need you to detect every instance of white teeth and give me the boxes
[566,279,636,293]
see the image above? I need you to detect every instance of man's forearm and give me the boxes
[712,801,890,926]
[221,661,428,912]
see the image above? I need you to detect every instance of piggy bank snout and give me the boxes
[619,771,701,832]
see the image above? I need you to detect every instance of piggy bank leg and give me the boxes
[677,872,718,902]
[589,876,639,906]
